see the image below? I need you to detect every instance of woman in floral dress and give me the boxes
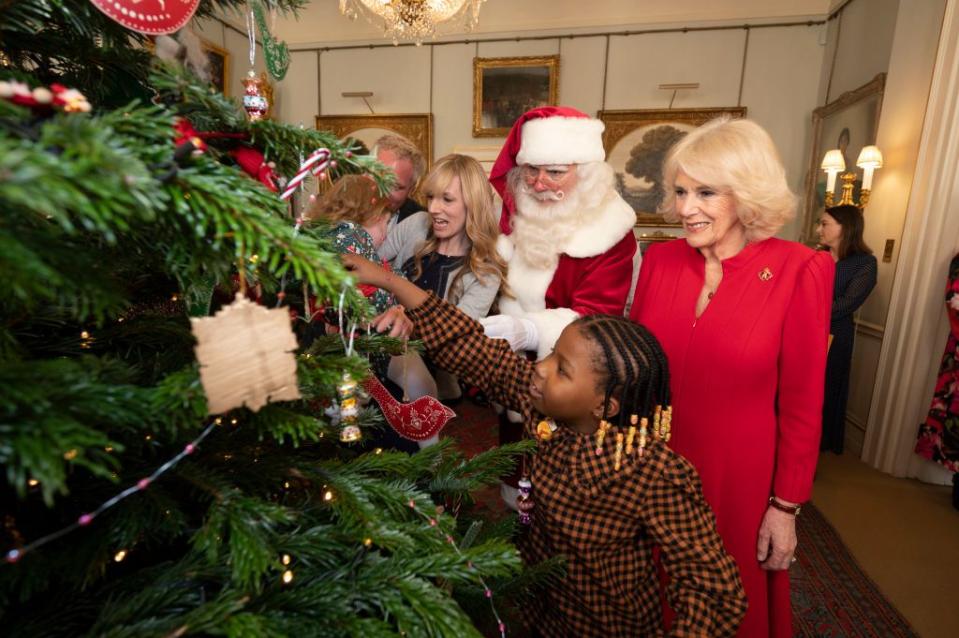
[915,253,959,507]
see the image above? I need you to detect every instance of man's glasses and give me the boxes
[521,165,572,188]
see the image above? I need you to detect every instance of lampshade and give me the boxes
[856,145,883,169]
[820,149,846,172]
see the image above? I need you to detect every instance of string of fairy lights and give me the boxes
[5,420,219,565]
[406,498,508,638]
[5,412,511,634]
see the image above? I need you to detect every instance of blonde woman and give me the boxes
[379,153,506,318]
[378,154,507,431]
[629,118,835,638]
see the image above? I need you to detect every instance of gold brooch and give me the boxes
[759,267,773,281]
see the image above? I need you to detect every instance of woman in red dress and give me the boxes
[630,118,834,637]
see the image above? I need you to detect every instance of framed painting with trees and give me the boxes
[598,107,746,226]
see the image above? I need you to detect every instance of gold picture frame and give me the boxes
[801,73,885,243]
[473,55,560,137]
[315,113,434,168]
[598,107,747,227]
[201,38,230,96]
[637,230,680,255]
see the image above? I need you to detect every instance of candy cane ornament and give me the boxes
[280,148,332,201]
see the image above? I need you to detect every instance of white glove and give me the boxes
[479,314,539,352]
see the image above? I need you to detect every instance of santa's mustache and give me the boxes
[522,186,565,202]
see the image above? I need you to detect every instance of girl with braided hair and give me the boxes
[343,253,746,638]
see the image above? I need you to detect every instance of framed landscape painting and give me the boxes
[473,55,559,137]
[598,107,746,227]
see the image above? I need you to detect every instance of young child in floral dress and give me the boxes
[305,173,394,313]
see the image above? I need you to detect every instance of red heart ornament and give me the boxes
[90,0,201,35]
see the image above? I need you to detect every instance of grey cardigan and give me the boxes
[377,211,500,320]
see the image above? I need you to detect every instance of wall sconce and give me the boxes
[342,91,375,114]
[658,83,699,109]
[821,145,883,208]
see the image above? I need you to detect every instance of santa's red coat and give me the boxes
[544,232,637,316]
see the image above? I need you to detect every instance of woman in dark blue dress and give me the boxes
[816,204,878,453]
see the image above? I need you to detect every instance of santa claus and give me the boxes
[480,107,639,506]
[481,106,639,358]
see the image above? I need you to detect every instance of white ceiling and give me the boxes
[248,0,836,47]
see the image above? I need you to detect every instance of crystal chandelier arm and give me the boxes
[339,1,485,44]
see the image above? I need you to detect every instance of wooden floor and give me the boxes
[812,453,959,638]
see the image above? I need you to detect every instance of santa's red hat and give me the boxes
[489,106,606,234]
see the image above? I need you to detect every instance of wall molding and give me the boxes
[846,411,867,433]
[854,317,885,339]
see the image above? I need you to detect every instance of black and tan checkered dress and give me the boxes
[407,294,747,637]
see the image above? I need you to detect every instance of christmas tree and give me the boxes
[0,2,534,635]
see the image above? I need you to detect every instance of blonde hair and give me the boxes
[374,134,426,183]
[304,174,388,227]
[410,154,509,302]
[660,117,796,241]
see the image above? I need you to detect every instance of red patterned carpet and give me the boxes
[442,399,919,638]
[791,504,918,637]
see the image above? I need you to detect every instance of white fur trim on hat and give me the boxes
[516,116,606,166]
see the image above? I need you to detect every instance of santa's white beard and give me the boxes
[514,166,622,271]
[510,191,580,269]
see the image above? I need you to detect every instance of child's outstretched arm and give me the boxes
[344,253,429,311]
[343,254,534,417]
[641,447,748,637]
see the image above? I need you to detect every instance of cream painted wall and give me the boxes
[276,50,318,127]
[272,0,831,46]
[823,0,899,102]
[251,22,826,243]
[557,37,607,116]
[811,2,898,455]
[604,30,745,109]
[742,26,825,240]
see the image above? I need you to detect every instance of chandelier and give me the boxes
[339,0,486,44]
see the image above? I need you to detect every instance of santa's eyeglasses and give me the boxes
[520,164,573,187]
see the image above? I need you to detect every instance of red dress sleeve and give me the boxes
[773,250,835,502]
